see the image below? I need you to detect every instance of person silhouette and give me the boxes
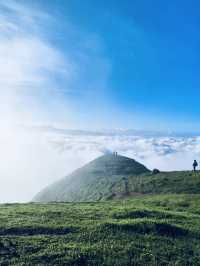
[193,160,198,171]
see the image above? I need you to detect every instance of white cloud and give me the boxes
[0,0,112,128]
[0,0,76,126]
[46,129,200,173]
[0,37,68,88]
[1,125,200,202]
[0,0,50,36]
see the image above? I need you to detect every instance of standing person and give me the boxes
[193,160,198,171]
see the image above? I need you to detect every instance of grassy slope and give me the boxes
[70,170,200,200]
[33,154,150,202]
[34,164,200,202]
[127,171,200,195]
[1,194,200,265]
[34,154,200,202]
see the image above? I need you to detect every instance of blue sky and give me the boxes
[1,0,200,131]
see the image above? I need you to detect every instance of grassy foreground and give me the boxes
[1,194,200,265]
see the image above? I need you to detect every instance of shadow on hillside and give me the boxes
[100,221,189,238]
[0,227,75,236]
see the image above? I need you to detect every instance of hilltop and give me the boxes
[33,154,150,202]
[33,154,200,202]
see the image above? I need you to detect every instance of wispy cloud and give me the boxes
[0,1,72,87]
[0,0,77,127]
[0,0,50,35]
[0,0,112,128]
[0,37,67,88]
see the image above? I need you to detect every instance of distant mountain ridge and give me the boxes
[25,125,200,137]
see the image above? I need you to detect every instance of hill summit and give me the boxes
[33,154,150,202]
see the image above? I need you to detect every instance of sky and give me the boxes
[1,0,200,202]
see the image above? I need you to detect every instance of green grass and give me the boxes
[1,194,200,265]
[127,171,200,195]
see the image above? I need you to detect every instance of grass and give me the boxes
[1,194,200,265]
[126,171,200,195]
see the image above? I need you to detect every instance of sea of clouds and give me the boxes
[1,126,200,203]
[47,128,200,172]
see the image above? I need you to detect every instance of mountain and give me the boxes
[33,154,200,202]
[33,154,150,202]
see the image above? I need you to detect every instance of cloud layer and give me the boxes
[48,129,200,172]
[1,124,200,203]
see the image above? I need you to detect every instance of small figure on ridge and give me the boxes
[193,160,198,171]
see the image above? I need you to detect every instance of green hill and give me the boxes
[33,154,150,202]
[1,195,200,265]
[126,170,200,195]
[34,154,200,202]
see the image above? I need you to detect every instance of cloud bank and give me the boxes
[1,126,199,203]
[48,128,200,173]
